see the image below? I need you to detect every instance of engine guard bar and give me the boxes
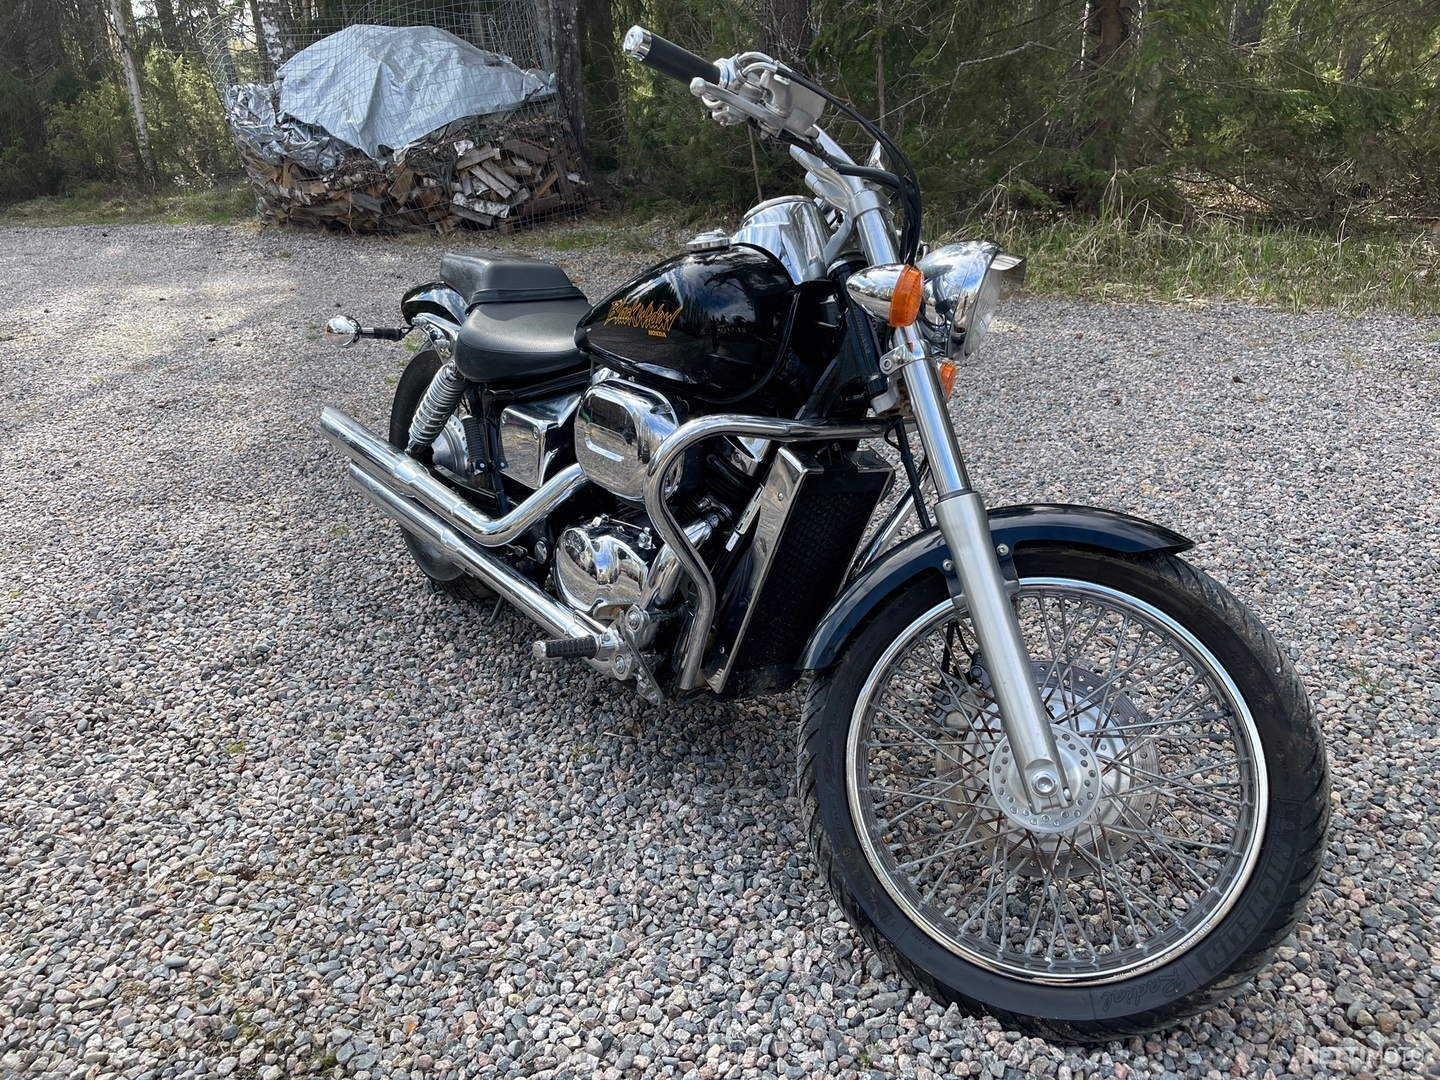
[642,413,891,691]
[320,406,588,548]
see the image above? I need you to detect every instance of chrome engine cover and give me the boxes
[555,518,657,619]
[574,379,677,501]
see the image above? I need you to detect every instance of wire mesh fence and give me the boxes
[200,0,591,233]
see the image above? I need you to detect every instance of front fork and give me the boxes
[893,330,1071,813]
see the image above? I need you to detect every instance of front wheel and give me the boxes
[799,544,1328,1040]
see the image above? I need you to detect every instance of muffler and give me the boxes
[319,406,587,548]
[344,463,603,647]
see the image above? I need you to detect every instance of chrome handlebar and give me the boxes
[623,26,825,142]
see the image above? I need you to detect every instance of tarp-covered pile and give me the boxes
[226,25,590,232]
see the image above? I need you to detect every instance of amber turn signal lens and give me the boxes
[937,360,959,398]
[888,264,924,327]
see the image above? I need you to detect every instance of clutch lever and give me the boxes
[689,76,776,130]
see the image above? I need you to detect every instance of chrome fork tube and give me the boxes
[899,345,1067,810]
[819,123,1070,811]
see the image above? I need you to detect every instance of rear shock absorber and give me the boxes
[407,361,467,451]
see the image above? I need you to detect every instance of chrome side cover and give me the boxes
[499,391,582,489]
[575,380,678,501]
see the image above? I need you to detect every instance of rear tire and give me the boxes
[799,544,1328,1039]
[388,348,496,602]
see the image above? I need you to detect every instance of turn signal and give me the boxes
[937,360,959,397]
[888,264,924,327]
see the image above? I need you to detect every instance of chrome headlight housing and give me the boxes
[916,241,1026,360]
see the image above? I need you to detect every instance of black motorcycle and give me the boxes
[320,27,1328,1039]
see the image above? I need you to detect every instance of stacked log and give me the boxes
[236,113,590,233]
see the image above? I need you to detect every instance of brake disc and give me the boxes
[930,661,1161,878]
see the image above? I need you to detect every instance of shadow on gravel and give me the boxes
[0,225,1438,1079]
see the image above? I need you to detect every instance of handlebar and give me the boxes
[622,26,721,88]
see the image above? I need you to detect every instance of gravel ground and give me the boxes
[1,222,1438,1080]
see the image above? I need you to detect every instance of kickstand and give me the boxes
[488,597,504,624]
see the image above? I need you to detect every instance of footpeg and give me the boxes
[532,636,600,660]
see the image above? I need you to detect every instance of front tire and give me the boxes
[799,544,1328,1040]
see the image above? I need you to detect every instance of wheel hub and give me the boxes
[988,726,1101,834]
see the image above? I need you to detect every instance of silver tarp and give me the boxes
[224,82,353,173]
[275,24,555,159]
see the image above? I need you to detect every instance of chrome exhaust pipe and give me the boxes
[319,406,587,548]
[344,464,603,645]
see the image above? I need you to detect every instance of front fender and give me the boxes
[798,503,1194,672]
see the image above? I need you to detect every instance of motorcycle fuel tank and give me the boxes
[577,245,803,406]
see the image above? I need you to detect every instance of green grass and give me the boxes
[0,181,256,227]
[6,180,1440,312]
[965,210,1440,315]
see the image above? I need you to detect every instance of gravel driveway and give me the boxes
[2,222,1438,1080]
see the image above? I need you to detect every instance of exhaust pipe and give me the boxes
[319,406,587,548]
[344,464,603,646]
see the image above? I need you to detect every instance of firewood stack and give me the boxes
[237,113,591,233]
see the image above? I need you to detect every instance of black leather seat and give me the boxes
[440,252,591,385]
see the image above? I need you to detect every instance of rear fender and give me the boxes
[798,503,1194,672]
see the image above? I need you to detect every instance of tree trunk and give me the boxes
[577,0,620,143]
[1088,0,1128,67]
[762,0,812,70]
[250,0,295,79]
[875,0,885,124]
[546,0,586,150]
[202,0,240,88]
[1228,0,1264,47]
[106,0,155,184]
[154,0,182,52]
[1339,40,1363,84]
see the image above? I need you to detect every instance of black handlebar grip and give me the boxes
[622,25,721,87]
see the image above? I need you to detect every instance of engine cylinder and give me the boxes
[574,380,678,501]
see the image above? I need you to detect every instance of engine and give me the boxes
[573,378,677,501]
[560,379,734,634]
[561,353,892,699]
[554,518,654,619]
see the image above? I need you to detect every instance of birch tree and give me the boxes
[104,0,155,184]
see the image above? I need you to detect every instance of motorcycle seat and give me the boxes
[441,252,591,385]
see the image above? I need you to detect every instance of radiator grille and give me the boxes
[712,448,891,698]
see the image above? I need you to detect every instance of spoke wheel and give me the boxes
[847,580,1266,984]
[799,544,1329,1039]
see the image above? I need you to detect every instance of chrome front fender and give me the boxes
[797,503,1195,672]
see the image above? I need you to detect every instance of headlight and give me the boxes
[917,241,1026,361]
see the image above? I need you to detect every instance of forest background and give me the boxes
[4,0,1440,308]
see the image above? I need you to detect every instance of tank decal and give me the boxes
[577,245,802,405]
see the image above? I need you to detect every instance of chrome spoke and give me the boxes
[846,577,1267,984]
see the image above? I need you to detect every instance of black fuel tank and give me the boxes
[577,245,813,407]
